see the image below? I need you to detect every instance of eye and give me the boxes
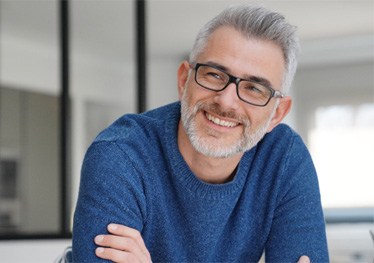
[198,65,228,84]
[245,85,262,93]
[206,72,222,79]
[241,83,268,98]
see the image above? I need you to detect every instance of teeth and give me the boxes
[206,113,238,127]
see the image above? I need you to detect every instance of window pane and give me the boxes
[310,104,374,208]
[0,0,60,235]
[70,1,135,216]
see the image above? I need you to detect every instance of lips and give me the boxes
[205,112,239,128]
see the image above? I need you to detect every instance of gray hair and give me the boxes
[189,5,300,93]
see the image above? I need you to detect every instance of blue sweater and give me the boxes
[72,102,329,263]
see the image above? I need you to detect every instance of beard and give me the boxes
[180,88,276,158]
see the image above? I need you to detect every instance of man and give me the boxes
[73,5,329,262]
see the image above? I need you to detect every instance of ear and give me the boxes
[177,60,191,100]
[266,96,292,132]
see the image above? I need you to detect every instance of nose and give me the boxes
[213,82,240,110]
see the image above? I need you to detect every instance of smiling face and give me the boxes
[178,26,291,159]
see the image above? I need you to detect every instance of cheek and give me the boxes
[244,108,273,127]
[185,85,214,105]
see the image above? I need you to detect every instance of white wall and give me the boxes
[148,55,181,109]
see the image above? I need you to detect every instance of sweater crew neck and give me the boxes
[162,102,255,200]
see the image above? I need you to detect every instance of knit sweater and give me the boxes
[72,102,329,263]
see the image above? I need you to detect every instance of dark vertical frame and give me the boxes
[59,0,71,236]
[136,0,147,113]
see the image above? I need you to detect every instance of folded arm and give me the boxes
[72,142,147,262]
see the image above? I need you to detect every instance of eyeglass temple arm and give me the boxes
[273,90,285,98]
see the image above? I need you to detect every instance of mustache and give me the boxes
[193,101,250,126]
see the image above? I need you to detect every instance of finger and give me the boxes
[297,255,310,263]
[95,234,139,252]
[96,247,138,263]
[107,224,150,258]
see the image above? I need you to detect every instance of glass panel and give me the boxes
[0,0,60,235]
[294,60,374,214]
[70,0,135,215]
[1,89,60,235]
[310,104,374,208]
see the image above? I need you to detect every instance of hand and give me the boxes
[94,223,152,263]
[297,255,310,263]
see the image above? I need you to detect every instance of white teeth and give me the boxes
[206,113,238,127]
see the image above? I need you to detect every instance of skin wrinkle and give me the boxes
[180,85,276,159]
[179,27,284,160]
[201,60,274,89]
[176,26,291,184]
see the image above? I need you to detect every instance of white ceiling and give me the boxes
[148,0,374,57]
[1,0,373,62]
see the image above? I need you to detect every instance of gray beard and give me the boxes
[180,89,275,158]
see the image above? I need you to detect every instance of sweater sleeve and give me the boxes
[72,141,147,262]
[264,135,329,263]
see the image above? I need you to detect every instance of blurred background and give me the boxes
[0,0,373,262]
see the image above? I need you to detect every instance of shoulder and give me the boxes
[264,123,299,142]
[252,123,315,191]
[268,124,312,165]
[93,102,180,144]
[258,123,307,158]
[87,102,180,161]
[82,102,180,176]
[258,124,319,196]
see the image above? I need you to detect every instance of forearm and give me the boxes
[72,141,147,262]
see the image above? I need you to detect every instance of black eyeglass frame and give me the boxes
[192,63,285,107]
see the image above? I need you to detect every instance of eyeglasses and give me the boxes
[192,63,285,107]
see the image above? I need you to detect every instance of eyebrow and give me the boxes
[204,61,274,89]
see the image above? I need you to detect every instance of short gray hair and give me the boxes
[189,5,300,93]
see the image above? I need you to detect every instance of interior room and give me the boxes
[0,0,373,262]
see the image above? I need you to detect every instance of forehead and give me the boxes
[198,26,285,88]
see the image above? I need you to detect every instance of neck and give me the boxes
[177,121,243,184]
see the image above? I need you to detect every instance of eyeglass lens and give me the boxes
[196,64,272,106]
